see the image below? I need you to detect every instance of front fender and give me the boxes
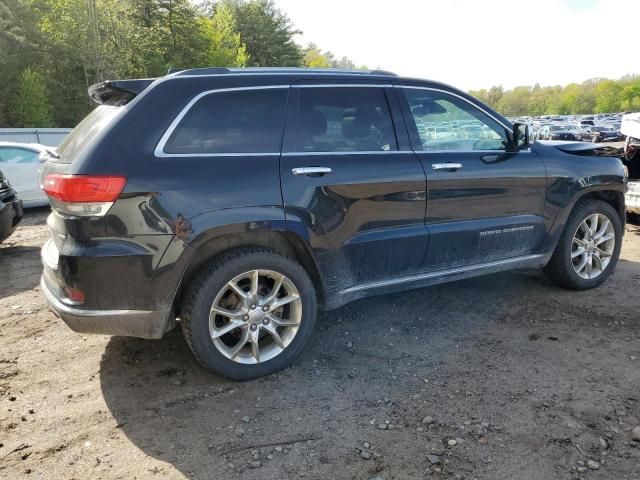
[534,142,627,252]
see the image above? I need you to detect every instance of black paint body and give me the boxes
[39,70,627,338]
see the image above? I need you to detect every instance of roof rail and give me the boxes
[171,67,397,77]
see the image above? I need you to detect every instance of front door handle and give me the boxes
[292,167,332,176]
[431,163,463,171]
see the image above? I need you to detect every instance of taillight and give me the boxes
[42,174,126,216]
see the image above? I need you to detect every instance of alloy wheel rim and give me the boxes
[209,269,302,364]
[571,213,615,280]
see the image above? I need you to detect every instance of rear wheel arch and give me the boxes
[174,229,326,317]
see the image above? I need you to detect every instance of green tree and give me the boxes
[13,67,53,127]
[594,79,622,113]
[224,0,302,66]
[195,3,248,67]
[303,43,331,68]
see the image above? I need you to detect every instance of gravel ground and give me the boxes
[1,208,639,480]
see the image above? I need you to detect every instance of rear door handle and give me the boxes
[292,167,332,176]
[431,163,463,171]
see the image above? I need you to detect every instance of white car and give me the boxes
[0,142,54,207]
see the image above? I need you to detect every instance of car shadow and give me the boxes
[0,245,43,300]
[96,270,558,478]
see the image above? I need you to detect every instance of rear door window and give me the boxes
[162,87,288,155]
[294,87,397,152]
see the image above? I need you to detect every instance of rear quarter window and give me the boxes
[161,88,289,155]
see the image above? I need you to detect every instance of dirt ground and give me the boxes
[1,208,639,480]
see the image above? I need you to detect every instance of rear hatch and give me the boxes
[40,78,153,251]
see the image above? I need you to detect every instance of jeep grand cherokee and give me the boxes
[40,68,627,380]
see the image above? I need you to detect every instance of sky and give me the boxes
[273,0,639,91]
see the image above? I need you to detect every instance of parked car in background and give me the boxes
[0,142,55,207]
[0,169,23,243]
[577,126,620,143]
[39,67,626,380]
[538,124,578,141]
[622,112,640,214]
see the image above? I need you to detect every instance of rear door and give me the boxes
[398,86,548,270]
[280,84,428,292]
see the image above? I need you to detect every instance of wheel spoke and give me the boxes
[592,253,604,271]
[211,305,242,319]
[270,294,300,310]
[571,247,586,259]
[263,323,285,349]
[262,274,284,304]
[228,327,250,359]
[228,281,249,301]
[211,319,243,338]
[595,233,614,245]
[593,217,610,240]
[574,254,588,274]
[268,314,300,327]
[585,256,593,278]
[249,330,260,363]
[573,237,587,247]
[249,270,259,297]
[595,246,611,257]
[589,214,599,237]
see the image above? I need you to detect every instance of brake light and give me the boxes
[43,174,126,216]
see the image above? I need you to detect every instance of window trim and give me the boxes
[397,86,523,154]
[154,85,290,158]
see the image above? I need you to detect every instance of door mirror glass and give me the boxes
[512,123,530,150]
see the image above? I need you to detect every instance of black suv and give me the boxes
[40,68,626,379]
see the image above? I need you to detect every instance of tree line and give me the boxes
[470,76,640,118]
[0,0,366,128]
[2,0,639,128]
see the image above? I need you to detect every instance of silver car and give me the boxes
[0,142,53,207]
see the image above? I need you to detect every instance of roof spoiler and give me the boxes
[88,79,155,105]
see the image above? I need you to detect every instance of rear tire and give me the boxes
[181,248,317,380]
[543,199,622,289]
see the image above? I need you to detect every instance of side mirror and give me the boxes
[509,123,530,152]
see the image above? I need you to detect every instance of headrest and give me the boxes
[302,110,327,136]
[342,106,382,139]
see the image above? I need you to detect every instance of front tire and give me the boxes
[543,199,622,289]
[181,248,318,380]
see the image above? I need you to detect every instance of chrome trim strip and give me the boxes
[282,150,413,156]
[41,277,153,317]
[398,85,513,134]
[154,85,290,158]
[340,254,544,295]
[293,84,393,88]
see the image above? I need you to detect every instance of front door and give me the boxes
[399,86,548,270]
[280,85,428,294]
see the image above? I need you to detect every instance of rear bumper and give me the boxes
[41,275,169,339]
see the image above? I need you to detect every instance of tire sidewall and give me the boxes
[186,251,317,380]
[558,200,622,288]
